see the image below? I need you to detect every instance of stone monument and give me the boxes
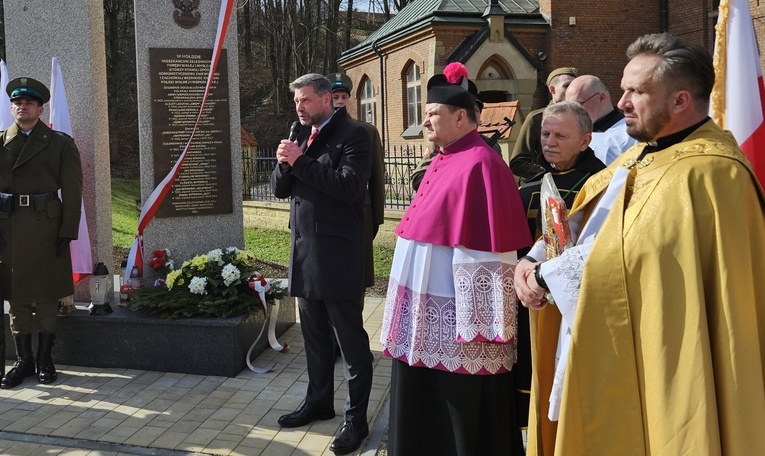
[134,0,244,266]
[3,0,113,301]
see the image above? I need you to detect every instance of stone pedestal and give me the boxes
[134,1,244,263]
[3,285,297,377]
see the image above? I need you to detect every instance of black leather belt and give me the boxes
[0,191,57,212]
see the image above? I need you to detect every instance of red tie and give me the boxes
[307,127,319,147]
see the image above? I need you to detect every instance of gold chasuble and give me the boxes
[527,120,765,455]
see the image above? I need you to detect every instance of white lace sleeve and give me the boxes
[452,247,517,344]
[539,238,593,328]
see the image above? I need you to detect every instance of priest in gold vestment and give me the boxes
[515,33,765,455]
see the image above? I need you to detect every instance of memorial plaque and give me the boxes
[149,48,233,217]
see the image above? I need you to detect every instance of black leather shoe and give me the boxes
[1,334,35,389]
[330,421,369,455]
[1,358,36,389]
[277,403,335,428]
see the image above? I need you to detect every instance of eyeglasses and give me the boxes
[576,92,599,105]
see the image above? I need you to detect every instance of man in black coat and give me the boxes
[270,73,373,455]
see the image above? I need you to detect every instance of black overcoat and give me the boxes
[271,108,372,301]
[357,120,385,288]
[0,121,83,302]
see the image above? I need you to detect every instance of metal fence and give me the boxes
[242,144,425,210]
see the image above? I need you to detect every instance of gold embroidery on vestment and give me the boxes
[622,155,654,169]
[588,169,612,190]
[672,143,709,159]
[626,179,654,207]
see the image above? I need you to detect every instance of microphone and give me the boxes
[281,121,302,170]
[288,121,301,142]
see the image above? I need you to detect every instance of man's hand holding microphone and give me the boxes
[277,121,303,170]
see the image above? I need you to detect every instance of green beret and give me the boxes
[327,73,353,94]
[545,67,578,87]
[6,77,50,104]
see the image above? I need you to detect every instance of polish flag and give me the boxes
[0,60,15,130]
[50,57,93,282]
[710,0,765,184]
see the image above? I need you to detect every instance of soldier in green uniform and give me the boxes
[0,77,83,388]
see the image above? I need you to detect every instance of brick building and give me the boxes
[338,0,765,154]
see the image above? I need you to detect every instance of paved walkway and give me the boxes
[0,297,391,456]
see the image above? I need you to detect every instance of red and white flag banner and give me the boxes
[710,0,765,185]
[124,0,235,283]
[49,57,93,282]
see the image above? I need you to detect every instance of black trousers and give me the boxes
[297,297,373,424]
[389,360,526,456]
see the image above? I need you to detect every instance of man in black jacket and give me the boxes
[271,73,373,455]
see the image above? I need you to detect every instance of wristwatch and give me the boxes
[533,263,549,291]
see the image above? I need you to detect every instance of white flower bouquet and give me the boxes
[135,247,285,319]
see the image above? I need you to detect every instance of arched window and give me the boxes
[406,64,422,128]
[360,79,376,125]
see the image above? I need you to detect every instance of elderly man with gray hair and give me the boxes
[513,101,605,437]
[518,101,605,240]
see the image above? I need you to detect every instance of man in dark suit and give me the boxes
[271,73,373,455]
[0,77,83,388]
[325,72,385,289]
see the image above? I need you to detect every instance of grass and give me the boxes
[243,225,394,279]
[111,177,393,278]
[243,226,291,265]
[112,177,141,248]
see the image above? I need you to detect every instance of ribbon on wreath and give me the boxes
[245,273,288,373]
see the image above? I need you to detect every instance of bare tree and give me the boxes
[344,0,354,50]
[255,0,348,112]
[393,0,409,14]
[324,0,342,73]
[240,0,254,68]
[104,0,138,173]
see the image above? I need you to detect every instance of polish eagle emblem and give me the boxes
[173,0,201,29]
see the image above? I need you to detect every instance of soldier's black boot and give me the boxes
[1,334,35,388]
[37,333,57,384]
